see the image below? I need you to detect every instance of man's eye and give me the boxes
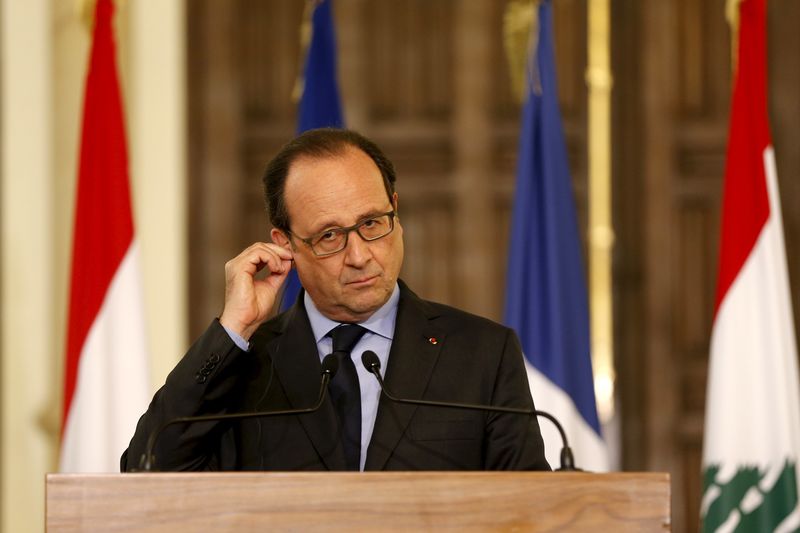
[319,230,339,242]
[362,219,377,228]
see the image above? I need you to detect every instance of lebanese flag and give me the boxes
[700,0,800,530]
[59,0,150,472]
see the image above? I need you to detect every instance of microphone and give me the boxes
[139,353,339,471]
[361,350,579,471]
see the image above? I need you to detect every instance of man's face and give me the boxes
[272,146,404,323]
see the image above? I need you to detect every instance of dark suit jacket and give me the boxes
[121,281,550,471]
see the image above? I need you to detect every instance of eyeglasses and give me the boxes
[289,210,396,257]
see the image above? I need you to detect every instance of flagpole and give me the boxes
[586,0,615,430]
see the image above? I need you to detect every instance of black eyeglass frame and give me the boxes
[287,210,397,257]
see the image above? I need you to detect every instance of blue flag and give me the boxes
[503,0,608,471]
[281,0,344,311]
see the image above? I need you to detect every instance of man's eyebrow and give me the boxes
[308,218,342,235]
[356,208,391,221]
[309,208,391,235]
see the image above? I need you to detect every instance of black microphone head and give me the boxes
[558,446,578,472]
[361,350,381,373]
[321,353,339,378]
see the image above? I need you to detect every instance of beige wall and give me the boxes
[0,1,186,531]
[1,2,55,532]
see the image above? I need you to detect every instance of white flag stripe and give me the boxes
[763,145,800,504]
[526,363,609,471]
[741,487,763,514]
[60,243,150,472]
[701,485,721,516]
[718,512,740,533]
[704,148,800,466]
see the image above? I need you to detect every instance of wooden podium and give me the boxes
[46,472,670,531]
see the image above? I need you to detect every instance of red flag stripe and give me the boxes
[62,0,134,431]
[714,0,771,315]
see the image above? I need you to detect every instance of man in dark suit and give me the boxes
[122,129,550,472]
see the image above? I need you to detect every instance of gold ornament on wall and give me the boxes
[77,0,128,32]
[503,0,542,103]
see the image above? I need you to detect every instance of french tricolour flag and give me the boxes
[503,0,609,471]
[59,0,150,472]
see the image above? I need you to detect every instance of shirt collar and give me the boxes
[304,282,400,343]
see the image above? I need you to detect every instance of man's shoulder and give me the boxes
[424,298,511,334]
[398,284,522,362]
[400,282,513,338]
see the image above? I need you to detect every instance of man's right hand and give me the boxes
[219,242,294,341]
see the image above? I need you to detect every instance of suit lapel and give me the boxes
[365,282,444,470]
[265,298,347,470]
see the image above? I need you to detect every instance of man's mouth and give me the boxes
[345,274,379,287]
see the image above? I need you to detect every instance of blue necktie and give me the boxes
[328,324,367,470]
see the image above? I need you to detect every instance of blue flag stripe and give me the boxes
[503,1,602,435]
[298,0,344,133]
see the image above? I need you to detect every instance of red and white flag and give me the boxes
[60,0,150,472]
[701,0,800,530]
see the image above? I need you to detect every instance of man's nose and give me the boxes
[343,231,371,266]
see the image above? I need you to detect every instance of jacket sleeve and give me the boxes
[483,328,551,471]
[120,319,254,472]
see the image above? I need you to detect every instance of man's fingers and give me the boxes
[220,243,295,339]
[243,242,293,262]
[227,243,293,277]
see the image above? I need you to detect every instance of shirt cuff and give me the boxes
[221,323,250,352]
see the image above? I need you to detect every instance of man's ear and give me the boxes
[392,192,399,213]
[271,228,292,250]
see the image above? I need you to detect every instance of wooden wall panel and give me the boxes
[400,199,457,304]
[239,0,304,121]
[188,0,245,334]
[365,1,454,122]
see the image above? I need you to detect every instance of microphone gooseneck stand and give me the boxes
[139,354,339,471]
[360,350,579,471]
